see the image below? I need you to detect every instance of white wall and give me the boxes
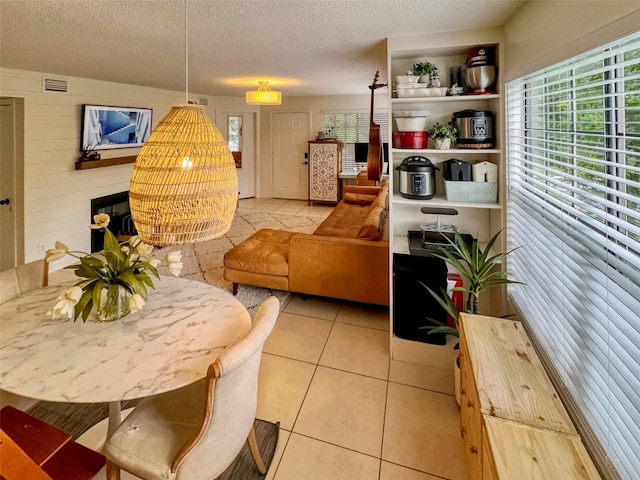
[503,1,640,82]
[0,68,253,265]
[257,94,389,198]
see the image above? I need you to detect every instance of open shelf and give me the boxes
[392,147,500,155]
[75,156,137,170]
[392,93,500,103]
[392,192,501,210]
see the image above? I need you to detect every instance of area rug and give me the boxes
[26,400,280,480]
[157,207,325,315]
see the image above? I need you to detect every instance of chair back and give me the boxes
[0,259,48,305]
[173,296,279,479]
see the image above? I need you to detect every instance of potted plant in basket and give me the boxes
[427,122,457,150]
[420,229,523,405]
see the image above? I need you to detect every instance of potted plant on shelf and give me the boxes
[420,229,523,406]
[412,61,439,84]
[427,122,457,150]
[79,145,100,162]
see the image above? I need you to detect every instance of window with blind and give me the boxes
[506,31,640,480]
[322,110,389,170]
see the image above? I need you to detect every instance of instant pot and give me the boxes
[396,156,437,199]
[452,110,495,148]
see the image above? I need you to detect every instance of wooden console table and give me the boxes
[459,313,602,479]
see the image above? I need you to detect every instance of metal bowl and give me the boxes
[462,65,496,92]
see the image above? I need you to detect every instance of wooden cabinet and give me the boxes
[459,313,602,479]
[308,140,343,204]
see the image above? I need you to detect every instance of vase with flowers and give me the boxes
[45,213,184,322]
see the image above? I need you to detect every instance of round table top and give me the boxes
[0,276,251,403]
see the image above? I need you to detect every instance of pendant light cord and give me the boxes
[185,0,188,104]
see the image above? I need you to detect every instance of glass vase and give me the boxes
[97,285,131,322]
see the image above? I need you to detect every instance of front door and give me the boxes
[0,98,16,270]
[216,111,256,199]
[271,112,310,200]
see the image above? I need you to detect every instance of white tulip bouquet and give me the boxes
[45,213,183,322]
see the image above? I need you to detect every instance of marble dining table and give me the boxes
[0,275,251,436]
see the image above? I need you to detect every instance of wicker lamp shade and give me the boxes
[129,104,238,246]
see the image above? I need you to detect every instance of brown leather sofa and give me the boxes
[223,180,389,306]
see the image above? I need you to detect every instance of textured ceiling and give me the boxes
[0,0,526,97]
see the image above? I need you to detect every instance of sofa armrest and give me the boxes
[288,233,389,306]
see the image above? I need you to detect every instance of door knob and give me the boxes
[0,198,9,205]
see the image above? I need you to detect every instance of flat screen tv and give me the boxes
[81,105,153,151]
[354,142,389,164]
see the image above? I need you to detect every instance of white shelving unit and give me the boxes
[387,29,505,368]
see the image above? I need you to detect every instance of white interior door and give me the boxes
[216,111,256,199]
[271,112,310,200]
[0,99,16,270]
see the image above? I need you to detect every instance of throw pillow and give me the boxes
[357,205,385,240]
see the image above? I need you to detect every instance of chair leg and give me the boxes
[232,282,238,295]
[106,460,121,480]
[247,424,267,475]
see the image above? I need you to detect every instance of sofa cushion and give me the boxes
[223,229,294,276]
[313,203,369,238]
[357,205,386,240]
[343,192,377,205]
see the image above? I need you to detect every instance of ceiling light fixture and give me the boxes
[246,81,282,105]
[129,1,238,246]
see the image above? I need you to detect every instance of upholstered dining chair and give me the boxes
[0,258,49,305]
[104,296,280,480]
[0,259,50,409]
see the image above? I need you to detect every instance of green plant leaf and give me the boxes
[75,288,94,323]
[92,279,104,311]
[419,282,460,321]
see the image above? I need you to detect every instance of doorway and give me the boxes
[271,112,310,200]
[0,98,18,270]
[216,111,256,199]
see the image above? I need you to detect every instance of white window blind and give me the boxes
[506,31,640,480]
[322,110,389,169]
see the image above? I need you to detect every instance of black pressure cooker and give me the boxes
[396,156,438,200]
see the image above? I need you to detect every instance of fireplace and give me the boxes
[90,191,137,252]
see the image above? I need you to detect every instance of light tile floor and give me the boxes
[260,295,469,480]
[241,198,469,480]
[77,198,468,480]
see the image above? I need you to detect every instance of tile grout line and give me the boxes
[279,309,338,467]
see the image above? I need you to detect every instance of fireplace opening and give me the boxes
[90,191,137,253]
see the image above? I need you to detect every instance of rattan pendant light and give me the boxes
[129,3,238,246]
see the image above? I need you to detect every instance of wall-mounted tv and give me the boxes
[354,142,389,164]
[81,105,153,151]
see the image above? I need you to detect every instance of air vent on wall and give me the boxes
[43,77,68,93]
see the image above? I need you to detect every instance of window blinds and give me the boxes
[322,110,389,167]
[506,31,640,480]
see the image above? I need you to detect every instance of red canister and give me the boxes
[393,131,427,149]
[447,273,464,329]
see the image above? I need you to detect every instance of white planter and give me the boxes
[431,77,441,87]
[435,138,451,150]
[454,355,461,407]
